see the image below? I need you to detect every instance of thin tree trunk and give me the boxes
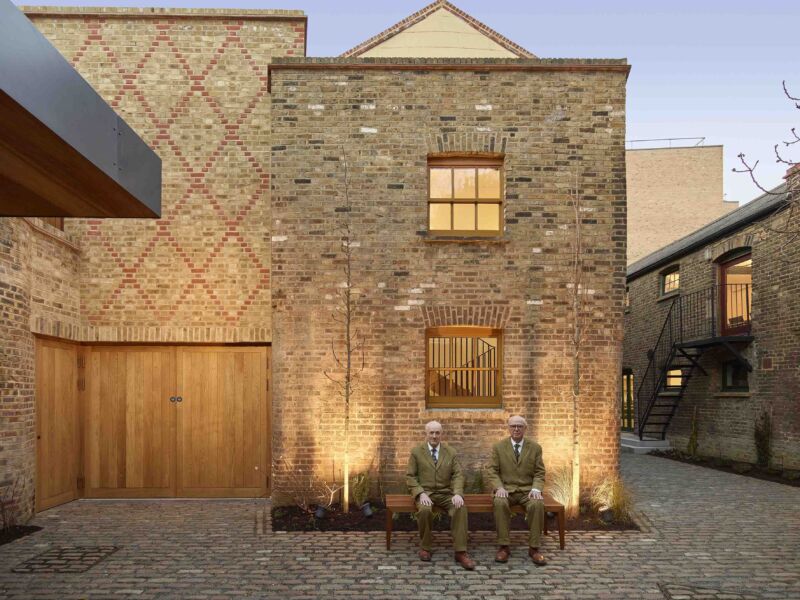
[570,175,583,518]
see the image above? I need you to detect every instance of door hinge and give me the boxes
[77,377,86,391]
[77,356,86,369]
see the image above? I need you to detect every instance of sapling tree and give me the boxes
[565,167,589,517]
[324,148,365,513]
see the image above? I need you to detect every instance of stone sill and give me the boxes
[657,291,680,303]
[714,392,751,399]
[424,408,505,413]
[423,236,509,245]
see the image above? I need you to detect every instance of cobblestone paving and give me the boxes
[1,454,798,599]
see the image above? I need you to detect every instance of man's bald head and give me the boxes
[425,420,443,447]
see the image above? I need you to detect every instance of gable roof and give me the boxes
[627,182,790,281]
[341,0,535,59]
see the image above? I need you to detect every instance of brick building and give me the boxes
[623,170,799,469]
[2,0,629,518]
[626,145,738,265]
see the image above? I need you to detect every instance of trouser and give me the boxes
[493,491,545,548]
[415,491,468,552]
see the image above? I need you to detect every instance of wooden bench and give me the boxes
[385,493,565,550]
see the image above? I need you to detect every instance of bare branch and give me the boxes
[784,127,800,147]
[732,153,776,196]
[784,80,800,105]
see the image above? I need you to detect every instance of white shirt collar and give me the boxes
[428,443,440,454]
[511,438,524,449]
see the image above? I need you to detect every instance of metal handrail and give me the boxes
[636,299,677,434]
[636,284,752,438]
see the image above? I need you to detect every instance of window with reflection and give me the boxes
[428,155,503,235]
[660,265,680,296]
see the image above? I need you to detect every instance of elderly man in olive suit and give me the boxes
[487,415,548,565]
[405,420,476,570]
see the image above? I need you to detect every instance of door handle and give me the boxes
[169,396,177,403]
[176,396,183,403]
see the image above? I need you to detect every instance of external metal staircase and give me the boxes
[637,284,753,440]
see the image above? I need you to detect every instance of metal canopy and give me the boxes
[0,0,161,218]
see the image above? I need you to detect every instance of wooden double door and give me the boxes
[36,342,270,509]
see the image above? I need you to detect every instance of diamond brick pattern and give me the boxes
[29,13,306,341]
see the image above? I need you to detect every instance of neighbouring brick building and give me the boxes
[624,168,799,469]
[626,145,738,265]
[2,0,629,518]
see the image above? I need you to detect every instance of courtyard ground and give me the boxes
[1,453,798,599]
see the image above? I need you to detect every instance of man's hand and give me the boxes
[452,494,464,508]
[418,492,433,507]
[494,487,508,498]
[529,488,543,500]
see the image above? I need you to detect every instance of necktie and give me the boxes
[514,443,521,461]
[431,448,438,464]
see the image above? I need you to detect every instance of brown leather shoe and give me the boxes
[418,549,432,562]
[495,545,510,563]
[529,547,548,566]
[454,551,476,570]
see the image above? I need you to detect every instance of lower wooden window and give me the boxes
[426,326,502,408]
[722,361,749,392]
[665,368,683,388]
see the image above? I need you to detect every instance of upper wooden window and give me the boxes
[426,326,502,408]
[428,155,503,235]
[660,265,680,296]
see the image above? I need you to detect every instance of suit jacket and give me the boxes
[486,437,545,493]
[405,442,464,499]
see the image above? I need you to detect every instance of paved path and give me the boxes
[1,454,798,599]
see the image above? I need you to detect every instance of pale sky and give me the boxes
[14,0,799,205]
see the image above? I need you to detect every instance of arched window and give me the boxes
[717,249,752,335]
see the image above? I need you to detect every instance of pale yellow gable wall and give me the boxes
[360,8,518,58]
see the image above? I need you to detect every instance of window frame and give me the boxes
[665,368,683,389]
[621,369,634,432]
[721,360,749,392]
[660,265,680,297]
[425,325,503,409]
[427,155,504,237]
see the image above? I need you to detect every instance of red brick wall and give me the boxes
[28,8,306,343]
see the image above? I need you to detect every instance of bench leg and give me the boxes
[386,509,393,550]
[557,509,565,550]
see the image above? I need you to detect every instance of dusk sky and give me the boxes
[15,0,799,204]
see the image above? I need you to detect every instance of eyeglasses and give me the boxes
[509,424,525,429]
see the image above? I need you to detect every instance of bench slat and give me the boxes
[384,493,566,551]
